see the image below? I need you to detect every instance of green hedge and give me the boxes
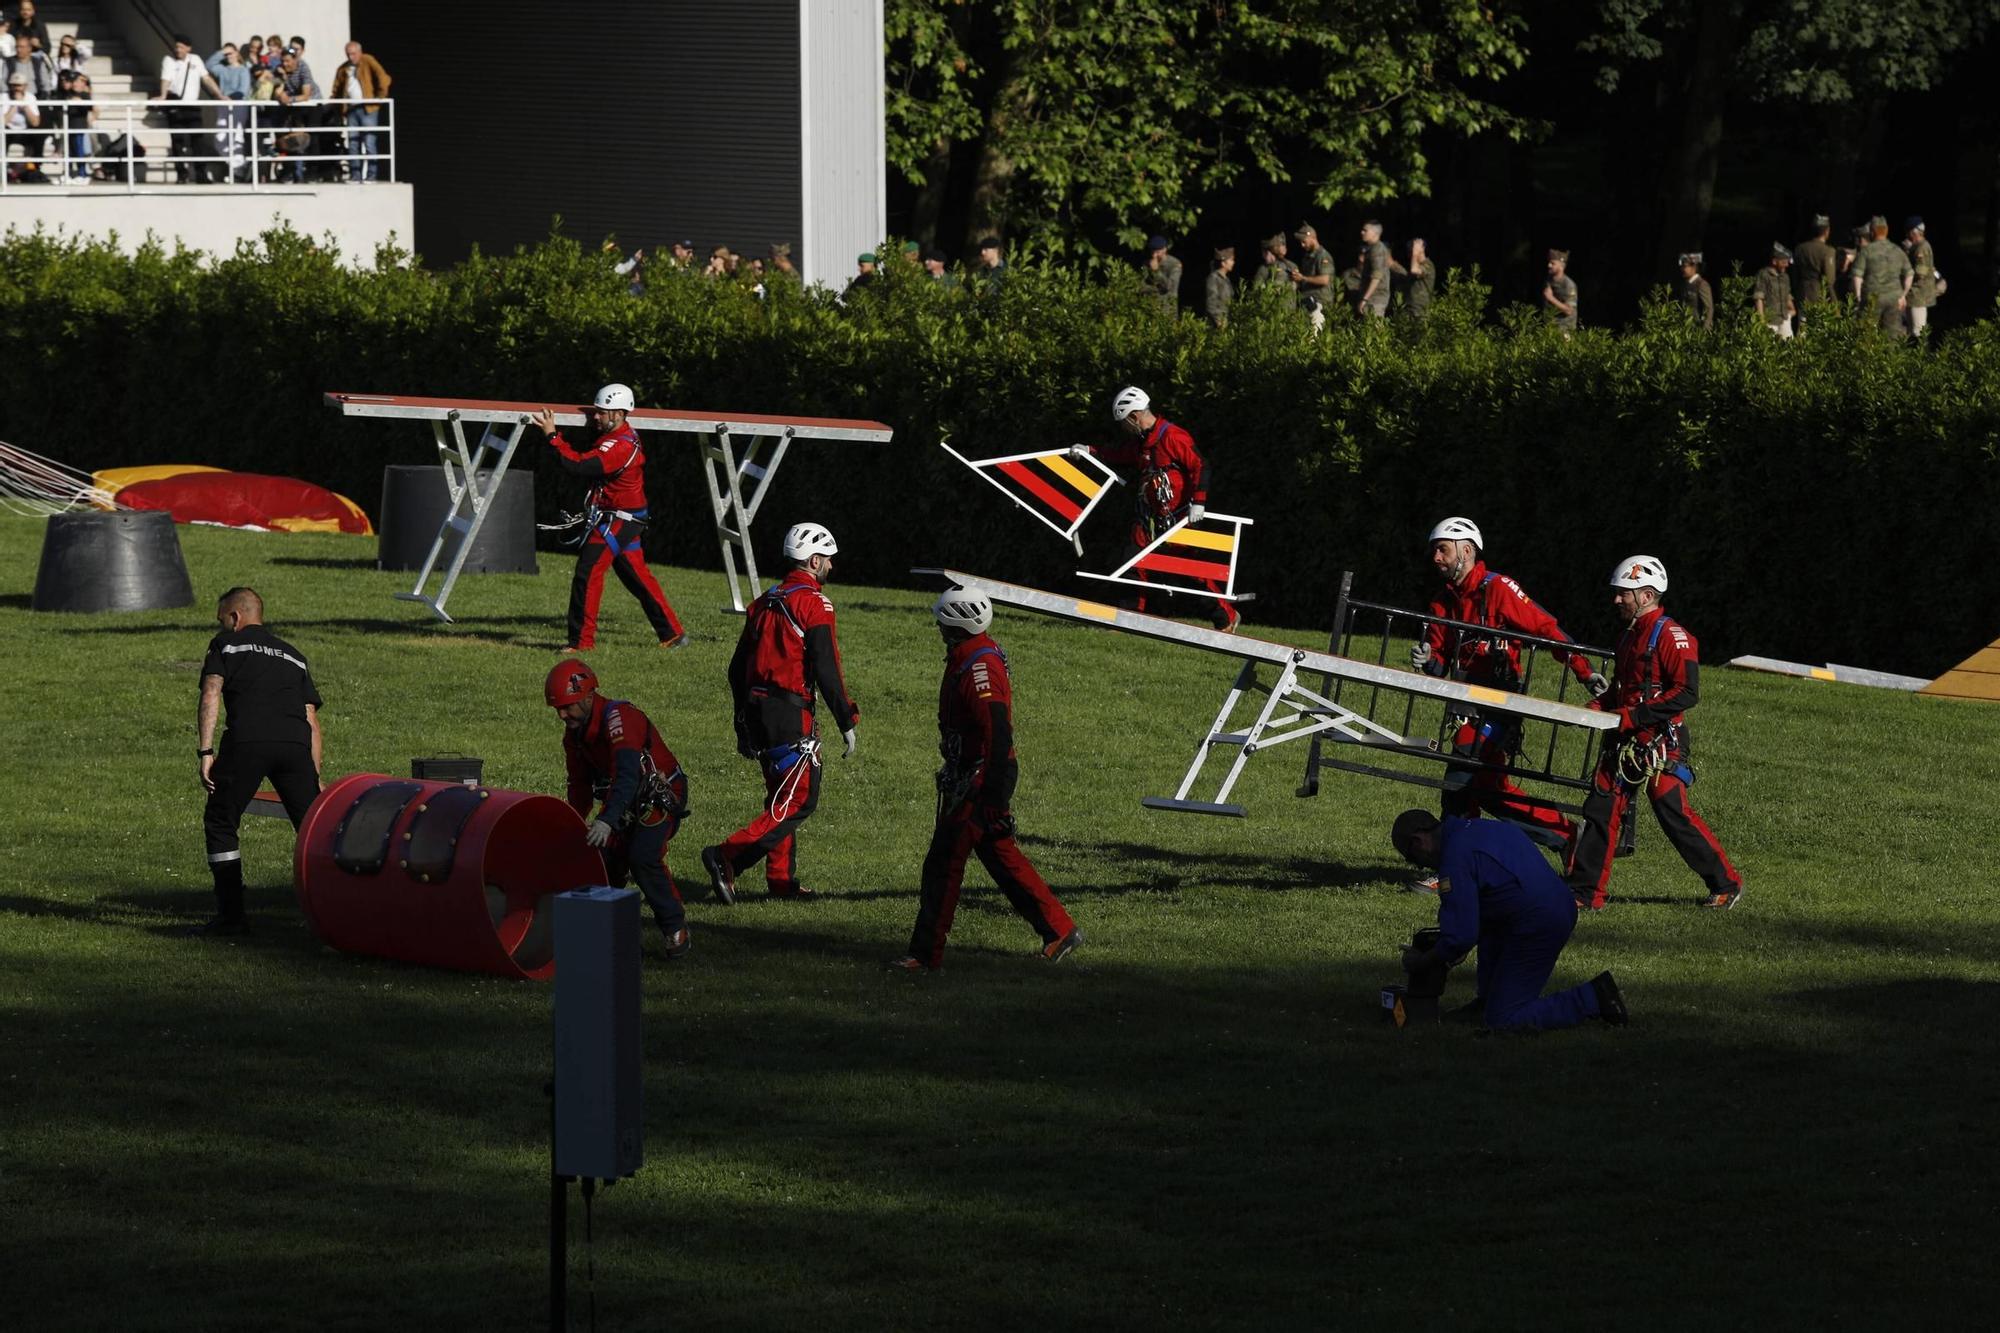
[1,226,1993,676]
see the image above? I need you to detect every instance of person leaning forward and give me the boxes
[1850,215,1911,340]
[194,586,323,935]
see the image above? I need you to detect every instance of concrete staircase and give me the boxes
[34,1,182,172]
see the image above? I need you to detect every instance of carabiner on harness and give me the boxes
[1614,734,1671,787]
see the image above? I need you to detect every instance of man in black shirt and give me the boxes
[195,586,324,934]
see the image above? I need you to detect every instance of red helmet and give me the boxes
[545,658,598,708]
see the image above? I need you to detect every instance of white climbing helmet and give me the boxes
[1609,554,1668,593]
[932,586,993,635]
[1111,386,1151,422]
[1427,516,1483,549]
[593,382,635,411]
[783,521,839,562]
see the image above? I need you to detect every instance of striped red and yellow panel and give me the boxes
[989,452,1105,526]
[1135,523,1234,584]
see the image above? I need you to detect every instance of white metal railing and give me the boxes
[0,97,396,193]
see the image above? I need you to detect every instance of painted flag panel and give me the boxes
[940,440,1121,552]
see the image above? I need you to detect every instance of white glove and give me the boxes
[585,819,613,848]
[1409,641,1432,671]
[841,728,857,758]
[1586,672,1611,699]
[1186,503,1205,525]
[1067,444,1092,459]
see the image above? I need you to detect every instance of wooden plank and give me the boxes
[1920,670,2000,702]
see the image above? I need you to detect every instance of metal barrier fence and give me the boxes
[1297,570,1617,816]
[0,96,395,192]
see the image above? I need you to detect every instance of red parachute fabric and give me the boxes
[117,472,373,535]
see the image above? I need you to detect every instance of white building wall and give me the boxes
[798,0,885,290]
[0,185,414,267]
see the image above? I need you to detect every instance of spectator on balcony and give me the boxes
[6,30,54,100]
[331,41,391,182]
[2,73,41,174]
[262,34,285,70]
[152,33,219,183]
[271,47,318,183]
[668,239,695,269]
[54,66,91,178]
[243,36,265,70]
[53,32,88,76]
[207,44,250,182]
[0,19,13,63]
[10,1,47,56]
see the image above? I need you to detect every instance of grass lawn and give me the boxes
[3,519,1996,1330]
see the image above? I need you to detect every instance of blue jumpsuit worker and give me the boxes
[195,586,324,936]
[1390,809,1627,1031]
[547,658,691,959]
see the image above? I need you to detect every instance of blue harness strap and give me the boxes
[591,507,651,556]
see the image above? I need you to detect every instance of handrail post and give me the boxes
[124,104,134,193]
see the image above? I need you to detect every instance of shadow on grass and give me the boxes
[0,592,32,609]
[269,556,381,570]
[1020,834,1394,894]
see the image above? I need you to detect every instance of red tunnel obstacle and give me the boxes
[294,774,606,979]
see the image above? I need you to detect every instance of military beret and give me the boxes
[1905,215,1925,232]
[1868,214,1888,230]
[1772,242,1793,260]
[1265,232,1287,250]
[1213,245,1235,262]
[1811,214,1831,229]
[1146,234,1170,252]
[902,239,921,254]
[924,247,948,265]
[1678,252,1703,267]
[976,235,1002,250]
[1293,222,1317,239]
[857,252,876,265]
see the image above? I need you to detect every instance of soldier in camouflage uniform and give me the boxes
[1679,253,1714,330]
[1395,237,1436,321]
[1851,214,1911,340]
[1356,220,1392,317]
[1204,246,1235,329]
[1792,215,1837,324]
[1292,222,1336,332]
[1754,243,1796,338]
[1542,249,1578,332]
[1903,216,1937,338]
[1143,234,1183,315]
[1250,232,1301,296]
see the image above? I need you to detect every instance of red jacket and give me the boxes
[1096,416,1209,522]
[728,568,858,730]
[1601,606,1700,743]
[938,633,1018,808]
[562,695,684,827]
[1421,561,1593,688]
[550,420,649,514]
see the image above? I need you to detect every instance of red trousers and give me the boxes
[567,518,684,648]
[906,809,1074,969]
[716,712,819,890]
[1565,758,1740,909]
[1442,719,1575,848]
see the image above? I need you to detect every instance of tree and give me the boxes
[885,1,1532,256]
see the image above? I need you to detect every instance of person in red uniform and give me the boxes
[1075,384,1238,632]
[701,521,858,903]
[1565,556,1743,911]
[546,657,692,958]
[1411,516,1605,855]
[887,587,1082,973]
[532,383,686,652]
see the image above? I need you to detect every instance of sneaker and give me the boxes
[1041,928,1083,963]
[659,632,689,651]
[700,845,737,906]
[1700,884,1743,911]
[1408,874,1441,895]
[884,955,935,973]
[557,644,589,655]
[1212,603,1241,634]
[1574,895,1608,913]
[1591,970,1629,1026]
[766,881,817,901]
[661,926,691,959]
[188,915,249,937]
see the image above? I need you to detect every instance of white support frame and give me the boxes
[1142,651,1416,817]
[393,411,529,623]
[938,440,1122,556]
[702,424,795,613]
[1078,512,1255,602]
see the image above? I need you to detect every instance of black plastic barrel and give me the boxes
[32,510,195,612]
[377,465,537,575]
